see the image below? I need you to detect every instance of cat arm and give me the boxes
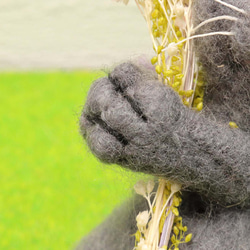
[80,62,250,208]
[80,0,250,208]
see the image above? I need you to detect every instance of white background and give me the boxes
[0,0,153,70]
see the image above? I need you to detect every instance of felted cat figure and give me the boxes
[77,0,250,249]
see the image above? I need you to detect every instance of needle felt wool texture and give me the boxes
[77,0,250,249]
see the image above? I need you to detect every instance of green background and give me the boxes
[0,72,141,249]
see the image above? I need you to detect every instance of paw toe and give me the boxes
[84,77,117,117]
[109,62,155,91]
[86,125,124,164]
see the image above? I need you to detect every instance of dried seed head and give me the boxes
[141,244,149,250]
[171,182,182,193]
[136,210,150,229]
[134,180,147,196]
[174,5,185,17]
[146,180,155,194]
[166,43,179,56]
[136,238,149,250]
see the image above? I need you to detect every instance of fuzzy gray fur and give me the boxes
[77,0,250,249]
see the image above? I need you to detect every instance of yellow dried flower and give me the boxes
[173,195,180,207]
[185,233,193,243]
[172,207,179,216]
[151,56,158,65]
[173,226,179,235]
[163,70,174,77]
[171,235,176,244]
[134,230,141,242]
[155,65,162,74]
[196,102,203,111]
[157,45,163,54]
[229,121,238,128]
[151,9,159,19]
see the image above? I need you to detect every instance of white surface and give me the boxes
[0,0,153,70]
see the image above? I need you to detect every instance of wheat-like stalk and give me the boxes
[133,0,237,110]
[114,0,245,249]
[133,179,191,250]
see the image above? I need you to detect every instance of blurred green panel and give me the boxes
[0,71,139,250]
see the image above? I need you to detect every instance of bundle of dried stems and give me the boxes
[114,0,245,249]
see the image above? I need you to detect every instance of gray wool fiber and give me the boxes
[77,0,250,249]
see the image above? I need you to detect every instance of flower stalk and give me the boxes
[133,180,190,250]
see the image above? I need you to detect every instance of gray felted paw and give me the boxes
[80,62,186,173]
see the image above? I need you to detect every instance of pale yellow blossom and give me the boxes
[136,210,150,229]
